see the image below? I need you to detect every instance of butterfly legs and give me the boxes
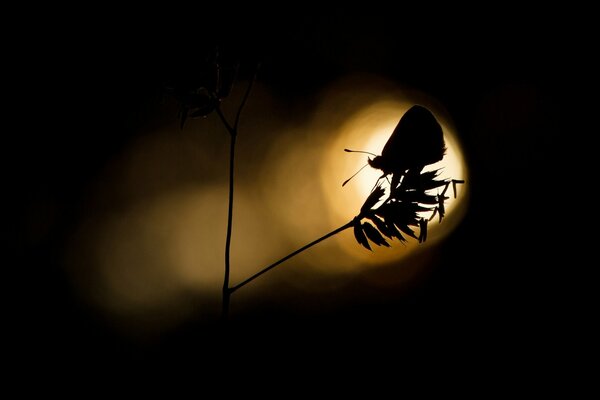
[370,172,404,209]
[370,173,388,192]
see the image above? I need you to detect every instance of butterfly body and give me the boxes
[368,105,446,177]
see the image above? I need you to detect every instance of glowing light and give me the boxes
[63,77,469,334]
[319,98,468,266]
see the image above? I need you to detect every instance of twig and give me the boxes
[229,221,354,293]
[233,66,259,132]
[220,68,260,320]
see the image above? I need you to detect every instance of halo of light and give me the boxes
[62,78,469,333]
[319,96,468,266]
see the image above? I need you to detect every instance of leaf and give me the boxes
[418,178,450,191]
[395,190,438,204]
[376,201,421,227]
[362,222,390,247]
[395,222,418,239]
[429,207,438,222]
[350,166,464,249]
[189,103,217,119]
[441,181,451,197]
[386,221,406,242]
[418,218,428,243]
[360,186,385,214]
[369,214,406,242]
[419,169,442,181]
[436,193,449,222]
[353,222,371,250]
[390,173,402,191]
[401,169,446,191]
[413,204,434,213]
[416,193,440,205]
[368,215,394,239]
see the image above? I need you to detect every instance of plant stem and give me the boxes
[222,128,236,320]
[219,70,258,321]
[229,220,354,293]
[216,107,234,135]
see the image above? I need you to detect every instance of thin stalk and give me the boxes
[219,70,258,320]
[221,128,236,320]
[216,107,234,135]
[230,221,354,293]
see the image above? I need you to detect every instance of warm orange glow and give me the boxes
[320,100,468,266]
[64,76,468,334]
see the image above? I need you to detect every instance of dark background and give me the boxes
[8,14,588,379]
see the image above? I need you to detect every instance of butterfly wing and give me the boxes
[379,105,446,174]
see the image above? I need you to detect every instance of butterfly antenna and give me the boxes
[344,148,377,157]
[342,163,369,187]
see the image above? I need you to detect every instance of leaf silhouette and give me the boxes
[349,134,465,250]
[367,215,393,238]
[164,47,242,129]
[429,207,438,222]
[360,186,386,215]
[385,220,407,242]
[416,169,441,182]
[394,190,438,205]
[353,221,371,250]
[377,201,422,223]
[418,218,428,243]
[362,222,390,247]
[436,192,449,222]
[374,202,420,239]
[399,171,450,194]
[395,222,418,239]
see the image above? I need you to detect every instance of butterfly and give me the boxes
[344,105,446,186]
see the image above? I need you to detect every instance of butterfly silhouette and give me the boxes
[344,105,446,187]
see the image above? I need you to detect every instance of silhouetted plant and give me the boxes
[164,49,239,129]
[165,53,464,320]
[352,172,464,250]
